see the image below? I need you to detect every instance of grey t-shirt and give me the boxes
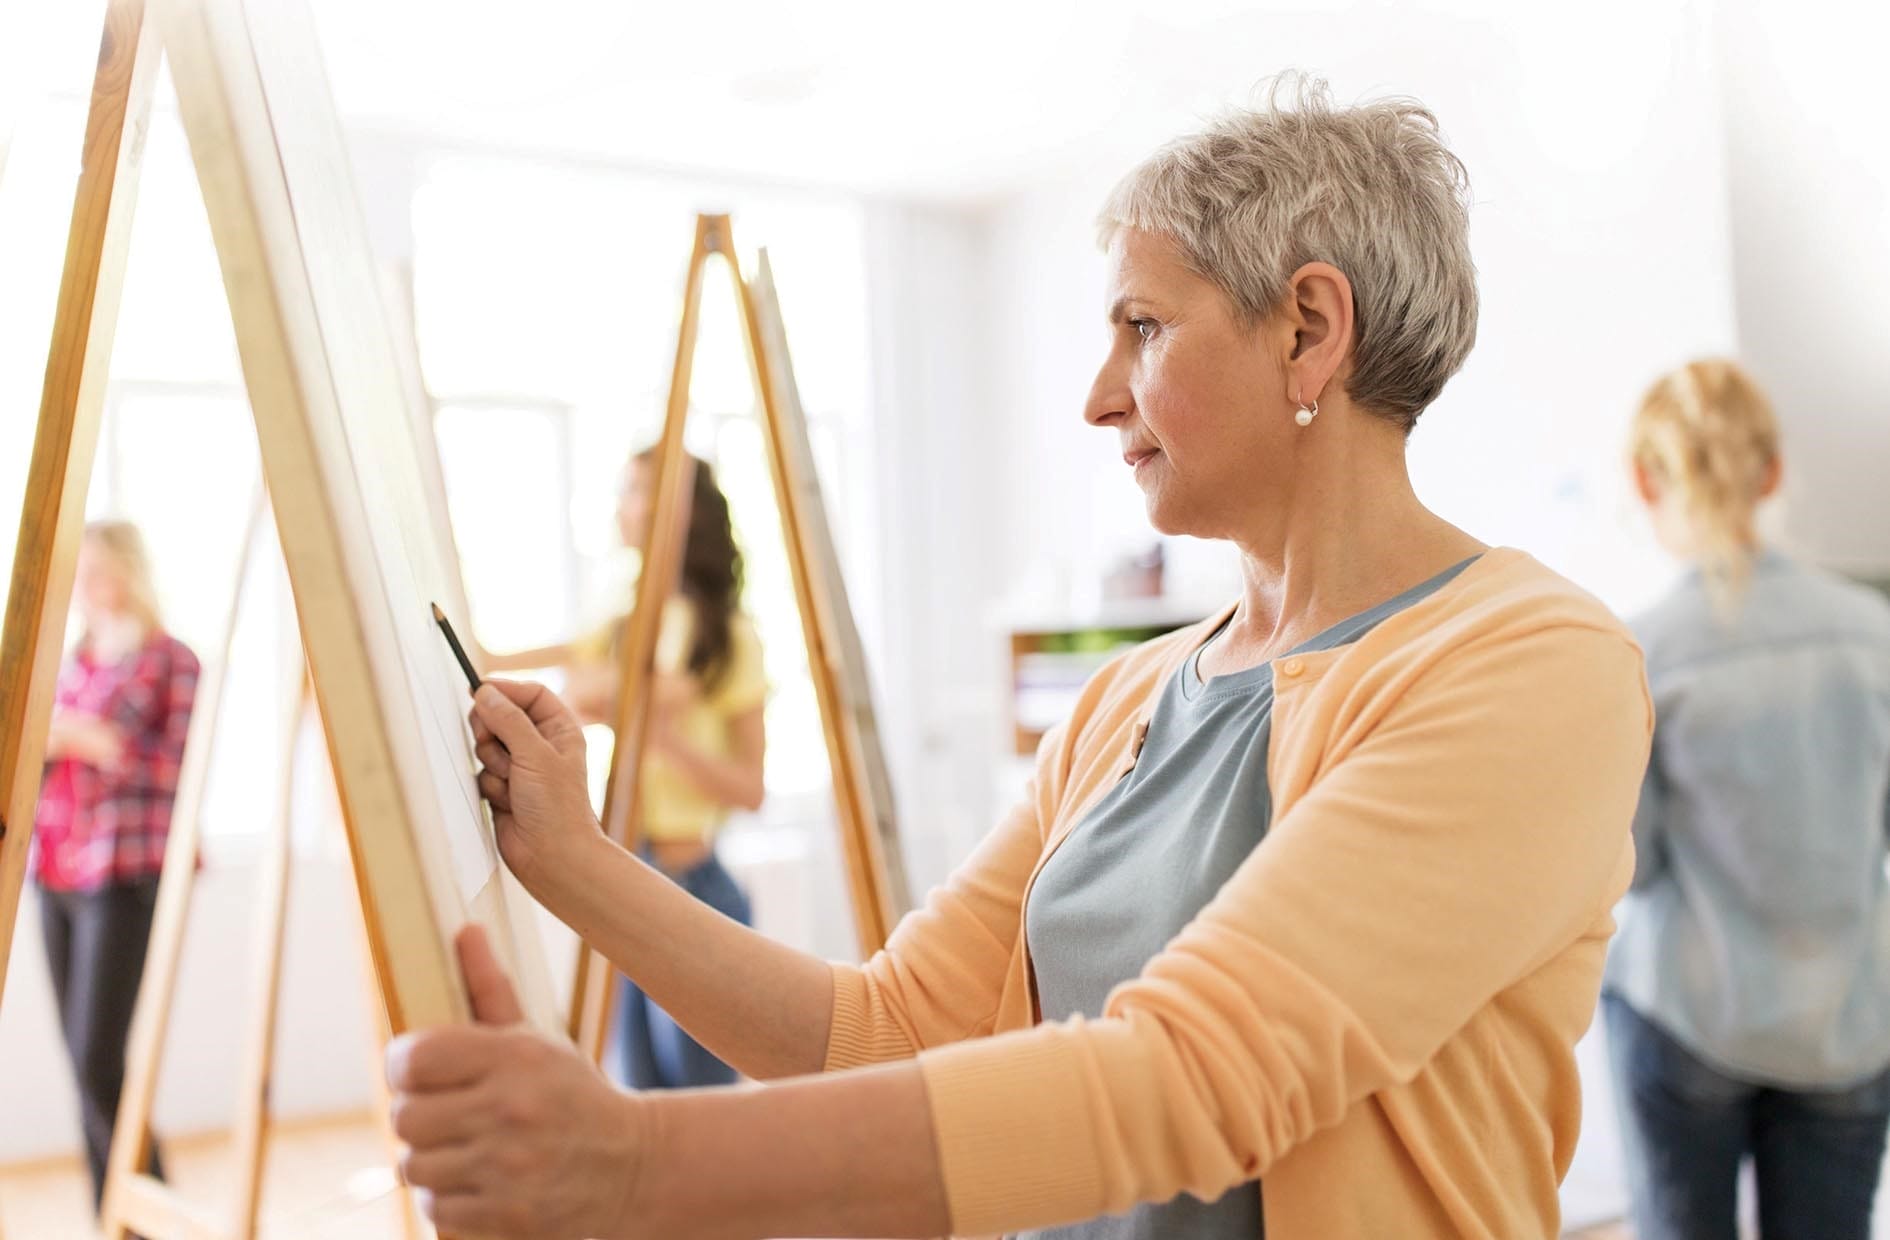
[1019,556,1480,1240]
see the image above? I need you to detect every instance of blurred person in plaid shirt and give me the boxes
[33,520,199,1211]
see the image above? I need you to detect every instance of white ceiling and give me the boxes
[28,0,1879,207]
[306,0,1337,199]
[13,0,1569,202]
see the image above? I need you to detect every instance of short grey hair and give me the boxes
[1098,74,1479,431]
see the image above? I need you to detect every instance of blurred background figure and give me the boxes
[485,448,767,1088]
[34,520,200,1211]
[1604,360,1890,1240]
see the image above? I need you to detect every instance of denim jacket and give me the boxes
[1606,551,1890,1087]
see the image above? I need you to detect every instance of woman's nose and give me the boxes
[1084,363,1131,427]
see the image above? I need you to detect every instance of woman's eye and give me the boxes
[1131,318,1156,342]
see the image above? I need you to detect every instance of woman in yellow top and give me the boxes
[484,447,766,1088]
[391,79,1651,1239]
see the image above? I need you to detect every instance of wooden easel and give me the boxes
[94,494,420,1240]
[568,215,915,1062]
[0,0,531,1235]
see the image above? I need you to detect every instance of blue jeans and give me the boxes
[614,848,752,1090]
[1605,993,1890,1240]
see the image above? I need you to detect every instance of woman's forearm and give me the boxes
[629,1060,949,1240]
[45,716,125,767]
[540,832,836,1080]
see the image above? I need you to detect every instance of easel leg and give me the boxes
[727,242,905,952]
[344,785,424,1240]
[224,649,306,1238]
[0,0,161,1014]
[100,489,266,1239]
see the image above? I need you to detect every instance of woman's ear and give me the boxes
[1757,455,1784,501]
[1631,458,1662,507]
[1284,261,1355,404]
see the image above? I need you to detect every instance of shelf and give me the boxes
[1001,605,1207,756]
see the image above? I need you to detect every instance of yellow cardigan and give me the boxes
[825,548,1652,1238]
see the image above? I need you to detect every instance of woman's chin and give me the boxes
[1142,495,1191,538]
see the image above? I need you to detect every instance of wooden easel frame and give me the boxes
[0,0,540,1233]
[568,214,914,1061]
[0,13,157,1239]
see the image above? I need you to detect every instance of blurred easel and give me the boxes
[568,215,913,1062]
[98,492,421,1240]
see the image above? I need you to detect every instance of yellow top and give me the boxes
[823,548,1653,1238]
[574,597,767,843]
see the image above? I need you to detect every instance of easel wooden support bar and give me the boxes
[221,651,305,1237]
[157,0,472,1033]
[736,248,910,946]
[568,216,707,1054]
[0,0,161,1009]
[111,1175,225,1240]
[570,215,912,1063]
[97,486,264,1235]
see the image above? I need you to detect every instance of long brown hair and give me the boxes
[638,448,746,692]
[1630,359,1781,615]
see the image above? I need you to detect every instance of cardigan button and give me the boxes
[1281,657,1306,678]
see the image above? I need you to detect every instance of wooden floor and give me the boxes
[0,1111,421,1239]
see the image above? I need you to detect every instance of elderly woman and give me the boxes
[387,80,1651,1239]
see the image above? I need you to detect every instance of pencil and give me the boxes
[431,602,483,692]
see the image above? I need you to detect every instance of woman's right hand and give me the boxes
[468,679,598,897]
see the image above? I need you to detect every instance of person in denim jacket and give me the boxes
[1606,359,1890,1240]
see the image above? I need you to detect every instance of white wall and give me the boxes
[861,203,1013,894]
[1715,0,1890,575]
[975,2,1742,627]
[0,852,382,1165]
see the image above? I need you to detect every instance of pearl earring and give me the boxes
[1295,395,1319,427]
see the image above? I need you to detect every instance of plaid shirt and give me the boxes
[34,632,200,891]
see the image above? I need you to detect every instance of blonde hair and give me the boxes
[82,519,163,632]
[1096,73,1479,432]
[1630,359,1781,614]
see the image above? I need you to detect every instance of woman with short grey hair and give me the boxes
[385,77,1651,1240]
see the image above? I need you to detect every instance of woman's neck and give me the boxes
[87,614,150,661]
[1215,415,1484,666]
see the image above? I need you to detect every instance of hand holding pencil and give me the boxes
[435,603,599,895]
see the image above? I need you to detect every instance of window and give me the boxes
[434,400,578,652]
[1,94,299,859]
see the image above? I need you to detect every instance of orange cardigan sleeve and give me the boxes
[824,716,1073,1071]
[913,623,1652,1236]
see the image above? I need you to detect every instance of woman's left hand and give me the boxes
[386,925,645,1239]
